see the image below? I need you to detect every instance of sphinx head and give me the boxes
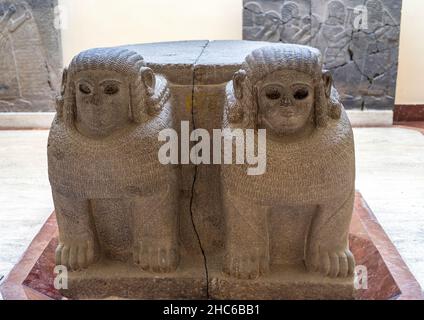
[58,48,166,139]
[229,45,341,138]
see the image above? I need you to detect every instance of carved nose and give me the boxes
[91,93,101,106]
[280,95,291,107]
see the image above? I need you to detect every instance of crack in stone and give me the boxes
[354,0,365,111]
[43,62,55,93]
[326,0,399,76]
[325,0,370,109]
[189,40,210,299]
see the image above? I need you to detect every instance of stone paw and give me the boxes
[223,251,269,280]
[133,242,179,273]
[306,247,355,278]
[55,238,96,271]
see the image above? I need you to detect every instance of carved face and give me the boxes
[74,70,131,138]
[256,70,315,136]
[327,1,346,24]
[265,11,280,26]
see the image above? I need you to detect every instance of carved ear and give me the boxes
[140,67,156,97]
[233,70,247,100]
[56,68,68,119]
[322,70,333,98]
[60,68,68,96]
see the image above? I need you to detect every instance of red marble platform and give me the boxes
[1,193,423,300]
[394,105,424,122]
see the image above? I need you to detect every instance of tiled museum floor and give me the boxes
[0,126,423,299]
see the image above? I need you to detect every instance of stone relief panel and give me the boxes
[243,0,312,43]
[0,0,62,112]
[243,0,402,110]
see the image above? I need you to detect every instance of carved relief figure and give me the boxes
[254,10,281,42]
[0,3,31,102]
[222,45,355,280]
[321,0,352,69]
[48,48,179,273]
[243,2,266,40]
[243,1,280,42]
[279,1,311,45]
[351,0,400,102]
[297,13,321,45]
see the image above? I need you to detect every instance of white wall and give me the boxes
[59,0,243,64]
[59,0,424,105]
[396,0,424,105]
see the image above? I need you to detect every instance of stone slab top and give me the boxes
[118,40,276,85]
[194,40,271,85]
[121,40,208,85]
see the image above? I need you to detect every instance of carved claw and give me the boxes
[133,241,179,273]
[223,251,269,280]
[306,246,355,278]
[55,237,96,271]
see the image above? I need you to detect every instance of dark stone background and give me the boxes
[0,0,62,112]
[243,0,402,110]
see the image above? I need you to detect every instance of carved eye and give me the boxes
[293,88,309,100]
[104,84,119,95]
[265,87,281,100]
[79,83,92,95]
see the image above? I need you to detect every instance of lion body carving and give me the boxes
[48,48,179,272]
[221,44,355,280]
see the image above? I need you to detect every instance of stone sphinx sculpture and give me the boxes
[48,47,180,273]
[47,41,356,299]
[221,44,355,280]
